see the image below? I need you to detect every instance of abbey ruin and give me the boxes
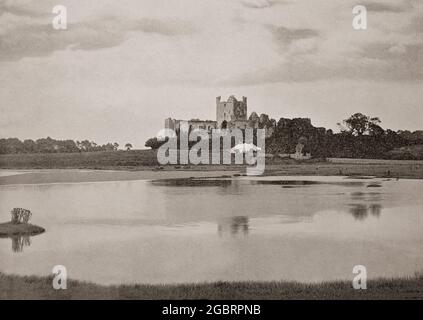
[165,95,265,132]
[163,95,320,159]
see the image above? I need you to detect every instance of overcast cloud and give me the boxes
[1,0,422,147]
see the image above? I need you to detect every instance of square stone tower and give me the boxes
[216,95,247,128]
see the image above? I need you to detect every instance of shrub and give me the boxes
[10,208,32,224]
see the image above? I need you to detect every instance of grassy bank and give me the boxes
[1,273,422,300]
[2,150,423,179]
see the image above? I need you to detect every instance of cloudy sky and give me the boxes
[1,0,422,148]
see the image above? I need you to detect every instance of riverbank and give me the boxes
[1,162,423,185]
[2,151,423,184]
[1,273,422,299]
[0,222,45,237]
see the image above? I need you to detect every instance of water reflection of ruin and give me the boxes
[216,179,242,195]
[218,216,249,237]
[351,191,382,201]
[349,191,382,220]
[349,204,382,220]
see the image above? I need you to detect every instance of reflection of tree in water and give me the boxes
[349,204,382,220]
[11,235,31,253]
[369,204,382,217]
[218,216,249,237]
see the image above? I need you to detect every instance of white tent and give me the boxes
[230,143,261,154]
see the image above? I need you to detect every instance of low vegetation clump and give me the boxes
[0,208,45,237]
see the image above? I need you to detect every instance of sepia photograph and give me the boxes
[1,0,423,310]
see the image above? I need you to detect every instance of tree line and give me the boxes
[264,113,423,159]
[0,137,133,154]
[2,113,422,159]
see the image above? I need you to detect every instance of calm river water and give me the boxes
[1,173,423,285]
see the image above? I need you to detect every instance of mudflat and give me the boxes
[0,169,241,185]
[2,161,423,186]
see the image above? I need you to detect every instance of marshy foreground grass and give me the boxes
[1,273,422,300]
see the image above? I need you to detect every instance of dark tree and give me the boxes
[145,137,165,150]
[343,113,381,136]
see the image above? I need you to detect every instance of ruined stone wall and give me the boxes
[165,118,175,130]
[216,96,247,128]
[166,95,251,132]
[187,120,217,131]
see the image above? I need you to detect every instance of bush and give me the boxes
[11,208,32,224]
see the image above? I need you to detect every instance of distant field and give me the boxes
[0,150,160,169]
[0,150,247,171]
[1,273,422,300]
